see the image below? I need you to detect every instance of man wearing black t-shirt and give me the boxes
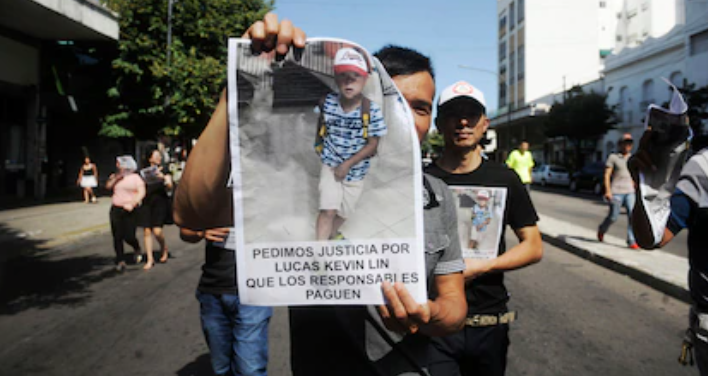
[425,81,543,376]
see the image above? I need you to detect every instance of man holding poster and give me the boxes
[425,81,543,376]
[174,14,467,376]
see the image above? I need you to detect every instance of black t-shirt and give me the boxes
[197,242,238,295]
[425,160,539,314]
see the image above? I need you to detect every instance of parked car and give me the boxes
[531,164,571,187]
[570,162,606,195]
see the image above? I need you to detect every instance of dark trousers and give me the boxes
[429,324,510,376]
[109,205,140,264]
[690,308,708,376]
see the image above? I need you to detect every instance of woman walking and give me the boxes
[77,157,98,203]
[138,149,173,270]
[106,156,145,272]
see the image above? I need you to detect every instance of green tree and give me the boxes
[421,130,444,157]
[544,86,617,169]
[101,0,272,139]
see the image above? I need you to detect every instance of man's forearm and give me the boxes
[174,89,233,230]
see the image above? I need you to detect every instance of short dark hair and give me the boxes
[373,45,435,79]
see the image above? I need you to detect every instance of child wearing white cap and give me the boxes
[315,47,387,241]
[469,189,492,249]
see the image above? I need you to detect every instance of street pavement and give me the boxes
[0,186,699,375]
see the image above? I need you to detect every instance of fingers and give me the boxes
[275,19,293,57]
[395,282,430,325]
[204,227,230,242]
[381,282,421,334]
[242,13,307,58]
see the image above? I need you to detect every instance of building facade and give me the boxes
[0,0,118,201]
[492,0,613,162]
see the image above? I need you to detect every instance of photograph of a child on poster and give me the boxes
[314,48,387,241]
[227,38,426,306]
[451,186,507,259]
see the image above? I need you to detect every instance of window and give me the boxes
[509,51,516,84]
[499,15,507,32]
[600,1,606,8]
[690,29,708,56]
[499,82,507,107]
[517,45,525,80]
[510,2,516,30]
[641,79,654,111]
[616,35,623,42]
[499,41,507,61]
[518,0,525,23]
[500,64,507,76]
[619,86,631,123]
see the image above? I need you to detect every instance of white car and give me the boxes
[532,164,571,187]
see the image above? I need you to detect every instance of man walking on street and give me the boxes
[505,141,534,192]
[425,81,543,376]
[598,133,639,249]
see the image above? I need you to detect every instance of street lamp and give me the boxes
[457,64,512,159]
[164,0,177,108]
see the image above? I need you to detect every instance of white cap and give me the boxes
[334,48,368,77]
[438,81,486,112]
[116,155,137,172]
[477,190,490,200]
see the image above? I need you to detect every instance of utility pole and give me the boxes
[165,0,176,108]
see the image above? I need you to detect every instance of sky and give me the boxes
[272,0,499,113]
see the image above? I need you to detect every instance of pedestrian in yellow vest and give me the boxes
[506,141,535,192]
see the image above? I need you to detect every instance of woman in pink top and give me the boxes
[106,156,146,272]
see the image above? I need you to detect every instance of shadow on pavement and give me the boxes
[0,223,117,315]
[531,185,606,205]
[176,353,215,376]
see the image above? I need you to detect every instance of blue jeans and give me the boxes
[196,291,273,376]
[599,193,636,245]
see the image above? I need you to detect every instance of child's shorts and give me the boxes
[319,164,365,219]
[470,224,481,241]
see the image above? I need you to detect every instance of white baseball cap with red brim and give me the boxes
[334,47,368,77]
[438,81,487,113]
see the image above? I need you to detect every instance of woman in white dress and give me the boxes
[77,156,99,203]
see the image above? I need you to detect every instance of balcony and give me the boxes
[0,0,119,41]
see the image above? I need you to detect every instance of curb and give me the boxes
[541,233,691,304]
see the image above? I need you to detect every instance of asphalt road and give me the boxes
[0,213,697,375]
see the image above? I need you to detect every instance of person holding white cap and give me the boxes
[425,81,543,376]
[314,47,387,241]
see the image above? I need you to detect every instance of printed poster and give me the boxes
[637,80,691,245]
[227,38,426,306]
[450,186,507,259]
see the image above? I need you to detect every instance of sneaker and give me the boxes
[597,230,604,242]
[629,243,640,250]
[135,254,143,264]
[115,262,126,273]
[331,232,347,241]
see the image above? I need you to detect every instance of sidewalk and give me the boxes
[537,212,691,302]
[0,199,111,256]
